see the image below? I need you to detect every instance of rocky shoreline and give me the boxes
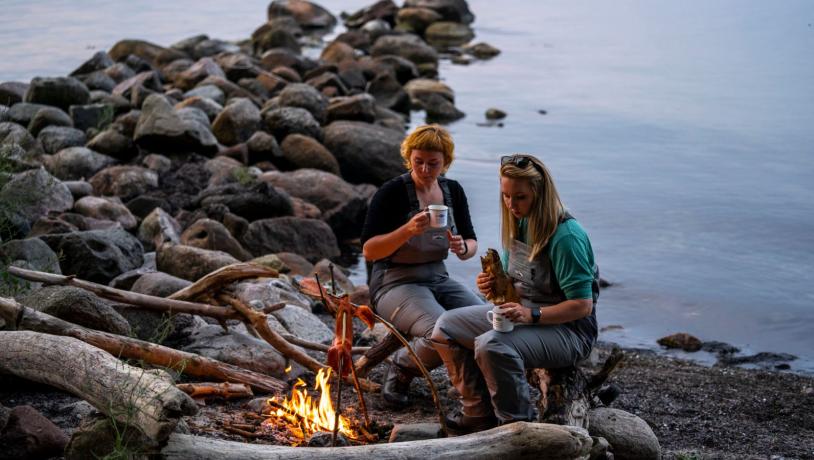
[1,0,811,458]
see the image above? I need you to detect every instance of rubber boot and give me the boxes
[381,363,413,407]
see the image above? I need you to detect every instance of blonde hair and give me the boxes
[400,124,455,172]
[499,155,565,261]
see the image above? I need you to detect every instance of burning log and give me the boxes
[161,422,593,459]
[0,330,198,443]
[0,296,286,394]
[177,383,253,400]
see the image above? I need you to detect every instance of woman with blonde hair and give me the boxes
[431,154,599,434]
[361,124,481,407]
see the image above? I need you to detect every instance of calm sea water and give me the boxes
[2,1,813,371]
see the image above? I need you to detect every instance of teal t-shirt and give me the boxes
[503,217,595,300]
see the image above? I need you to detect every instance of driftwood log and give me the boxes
[176,383,253,400]
[0,296,286,393]
[0,330,197,443]
[161,422,593,459]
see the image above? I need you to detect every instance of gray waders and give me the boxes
[432,214,599,422]
[369,173,481,376]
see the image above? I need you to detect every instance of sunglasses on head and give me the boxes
[500,155,545,177]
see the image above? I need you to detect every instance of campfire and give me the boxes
[263,367,366,444]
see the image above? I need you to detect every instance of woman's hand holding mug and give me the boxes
[405,210,430,236]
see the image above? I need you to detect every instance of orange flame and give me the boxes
[263,367,359,441]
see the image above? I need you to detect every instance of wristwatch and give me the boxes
[531,307,541,323]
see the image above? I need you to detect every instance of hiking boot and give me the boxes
[444,412,498,435]
[381,363,413,407]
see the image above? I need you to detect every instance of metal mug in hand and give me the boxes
[428,204,448,228]
[486,306,514,332]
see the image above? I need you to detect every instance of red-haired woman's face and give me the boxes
[410,149,445,185]
[500,176,534,218]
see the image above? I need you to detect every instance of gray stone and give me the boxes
[278,83,328,123]
[234,277,313,311]
[192,39,241,60]
[138,207,181,249]
[70,51,115,76]
[271,304,333,344]
[181,322,287,377]
[22,285,131,335]
[323,120,405,185]
[7,102,50,126]
[24,76,90,112]
[388,423,442,443]
[589,408,661,460]
[211,97,261,146]
[242,216,340,262]
[45,146,117,181]
[175,96,223,121]
[424,21,474,47]
[88,165,159,201]
[262,106,323,142]
[39,228,144,283]
[0,237,61,295]
[463,41,501,59]
[396,7,443,35]
[27,106,73,136]
[366,71,411,114]
[156,244,239,281]
[174,57,226,91]
[134,94,218,155]
[0,121,37,152]
[326,93,377,123]
[0,167,74,225]
[63,180,94,200]
[423,91,465,123]
[37,126,86,154]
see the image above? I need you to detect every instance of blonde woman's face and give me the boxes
[501,176,534,218]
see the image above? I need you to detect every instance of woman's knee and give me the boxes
[474,331,518,363]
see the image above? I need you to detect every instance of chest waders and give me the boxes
[507,213,600,342]
[369,173,457,304]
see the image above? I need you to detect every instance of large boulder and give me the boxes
[262,106,322,142]
[134,94,218,155]
[234,277,313,310]
[73,196,138,230]
[323,121,404,185]
[246,130,283,165]
[7,102,50,127]
[242,216,340,262]
[70,50,115,76]
[194,181,293,222]
[0,168,73,229]
[88,165,159,201]
[21,285,131,335]
[24,76,90,112]
[278,134,339,174]
[589,408,661,460]
[180,218,252,261]
[39,228,144,283]
[0,237,61,296]
[396,7,443,35]
[46,146,117,181]
[156,244,239,281]
[272,304,333,344]
[403,0,474,24]
[70,103,115,132]
[183,85,225,106]
[260,169,368,239]
[211,97,261,146]
[138,207,181,250]
[175,95,223,121]
[371,34,439,66]
[366,72,411,114]
[267,0,337,30]
[37,126,86,155]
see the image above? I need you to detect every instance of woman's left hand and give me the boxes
[447,232,467,256]
[498,302,532,324]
